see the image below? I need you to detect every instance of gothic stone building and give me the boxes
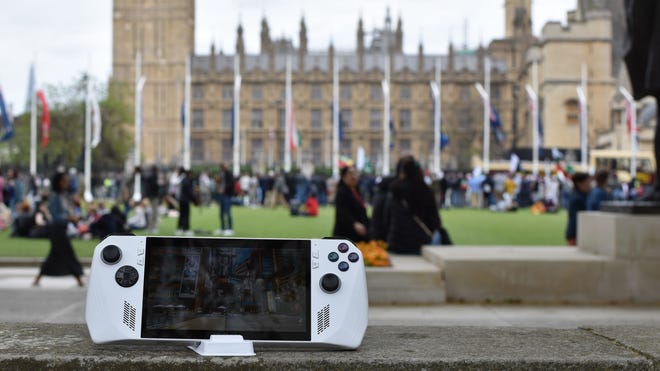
[112,0,622,172]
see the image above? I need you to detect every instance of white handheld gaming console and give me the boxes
[85,236,368,350]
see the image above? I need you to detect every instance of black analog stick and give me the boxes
[102,245,122,265]
[321,273,340,293]
[115,266,139,288]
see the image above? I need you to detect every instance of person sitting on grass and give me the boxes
[565,172,591,246]
[290,192,319,217]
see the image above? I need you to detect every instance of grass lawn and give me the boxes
[0,205,568,258]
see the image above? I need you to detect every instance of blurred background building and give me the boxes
[112,0,643,172]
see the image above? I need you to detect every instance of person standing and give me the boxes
[332,165,369,243]
[33,171,84,287]
[385,156,443,254]
[143,165,161,233]
[214,164,235,236]
[565,172,591,246]
[587,170,610,211]
[176,168,194,236]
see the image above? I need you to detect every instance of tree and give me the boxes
[1,75,132,173]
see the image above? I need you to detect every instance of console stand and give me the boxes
[188,335,256,356]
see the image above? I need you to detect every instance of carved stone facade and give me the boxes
[112,0,626,172]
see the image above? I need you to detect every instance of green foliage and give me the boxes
[1,75,131,172]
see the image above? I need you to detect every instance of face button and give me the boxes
[102,245,122,265]
[348,252,359,263]
[338,261,349,272]
[320,273,341,293]
[115,265,139,288]
[328,252,339,262]
[337,243,349,253]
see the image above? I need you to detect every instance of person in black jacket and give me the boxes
[385,156,442,255]
[143,165,161,233]
[332,165,369,243]
[565,172,590,246]
[369,175,396,241]
[177,168,195,236]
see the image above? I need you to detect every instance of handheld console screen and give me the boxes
[142,237,311,341]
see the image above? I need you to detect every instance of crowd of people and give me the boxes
[0,156,655,285]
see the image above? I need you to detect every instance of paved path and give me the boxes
[2,267,660,329]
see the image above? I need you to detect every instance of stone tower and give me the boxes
[112,0,195,165]
[505,0,532,39]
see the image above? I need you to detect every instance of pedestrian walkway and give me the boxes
[1,267,660,329]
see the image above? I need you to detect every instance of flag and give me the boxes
[0,87,14,141]
[538,116,545,158]
[36,89,50,147]
[338,110,344,141]
[289,108,300,150]
[356,146,366,170]
[509,153,520,173]
[90,88,102,148]
[624,99,639,140]
[180,100,185,128]
[489,106,505,143]
[25,63,35,113]
[389,117,395,149]
[440,133,449,150]
[330,103,344,141]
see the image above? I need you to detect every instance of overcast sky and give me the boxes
[0,0,576,113]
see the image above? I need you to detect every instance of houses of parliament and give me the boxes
[112,0,631,172]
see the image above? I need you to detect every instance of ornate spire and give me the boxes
[395,16,403,53]
[260,17,271,54]
[298,16,308,71]
[236,23,245,57]
[236,22,245,71]
[357,17,365,71]
[210,41,216,70]
[448,42,455,72]
[417,41,424,72]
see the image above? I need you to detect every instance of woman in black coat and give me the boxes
[385,156,441,255]
[33,172,84,287]
[332,166,369,243]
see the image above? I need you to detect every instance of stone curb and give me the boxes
[1,323,658,370]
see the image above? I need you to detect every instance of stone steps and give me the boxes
[366,254,445,305]
[423,247,633,304]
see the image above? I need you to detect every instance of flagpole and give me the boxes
[284,55,292,173]
[619,87,637,179]
[183,54,191,170]
[382,55,391,176]
[332,56,340,179]
[133,52,146,202]
[526,61,540,177]
[233,54,241,177]
[526,85,539,176]
[484,57,491,174]
[580,62,588,171]
[431,58,442,177]
[83,77,93,202]
[29,63,37,176]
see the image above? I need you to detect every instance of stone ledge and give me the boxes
[0,323,657,370]
[366,254,445,305]
[422,247,660,304]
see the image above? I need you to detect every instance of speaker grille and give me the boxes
[317,305,330,335]
[123,301,136,331]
